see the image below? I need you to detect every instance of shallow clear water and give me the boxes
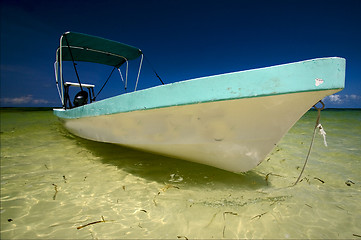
[1,108,360,239]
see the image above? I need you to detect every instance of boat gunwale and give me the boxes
[53,88,343,118]
[54,57,345,119]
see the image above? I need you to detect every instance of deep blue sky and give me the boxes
[1,0,360,108]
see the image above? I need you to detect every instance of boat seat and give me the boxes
[64,82,96,109]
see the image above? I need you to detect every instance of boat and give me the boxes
[53,31,345,173]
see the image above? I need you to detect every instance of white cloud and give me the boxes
[0,95,49,105]
[324,94,361,107]
[345,94,361,100]
[326,94,343,104]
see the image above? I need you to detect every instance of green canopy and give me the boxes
[58,32,142,68]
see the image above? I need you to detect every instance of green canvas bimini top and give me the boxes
[58,31,142,68]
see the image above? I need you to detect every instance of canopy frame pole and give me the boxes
[54,61,62,103]
[125,60,129,91]
[59,35,65,108]
[63,34,83,92]
[118,68,126,91]
[134,54,144,91]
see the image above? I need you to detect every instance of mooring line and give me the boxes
[293,100,325,186]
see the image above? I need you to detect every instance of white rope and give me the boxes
[317,124,328,147]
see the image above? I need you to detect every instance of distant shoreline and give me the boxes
[0,107,55,111]
[1,107,360,112]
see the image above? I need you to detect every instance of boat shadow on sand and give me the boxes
[75,137,269,190]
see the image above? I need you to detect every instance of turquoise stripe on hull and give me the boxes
[54,57,345,119]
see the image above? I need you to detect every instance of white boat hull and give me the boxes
[59,89,338,173]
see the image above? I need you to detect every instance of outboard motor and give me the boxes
[73,91,88,107]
